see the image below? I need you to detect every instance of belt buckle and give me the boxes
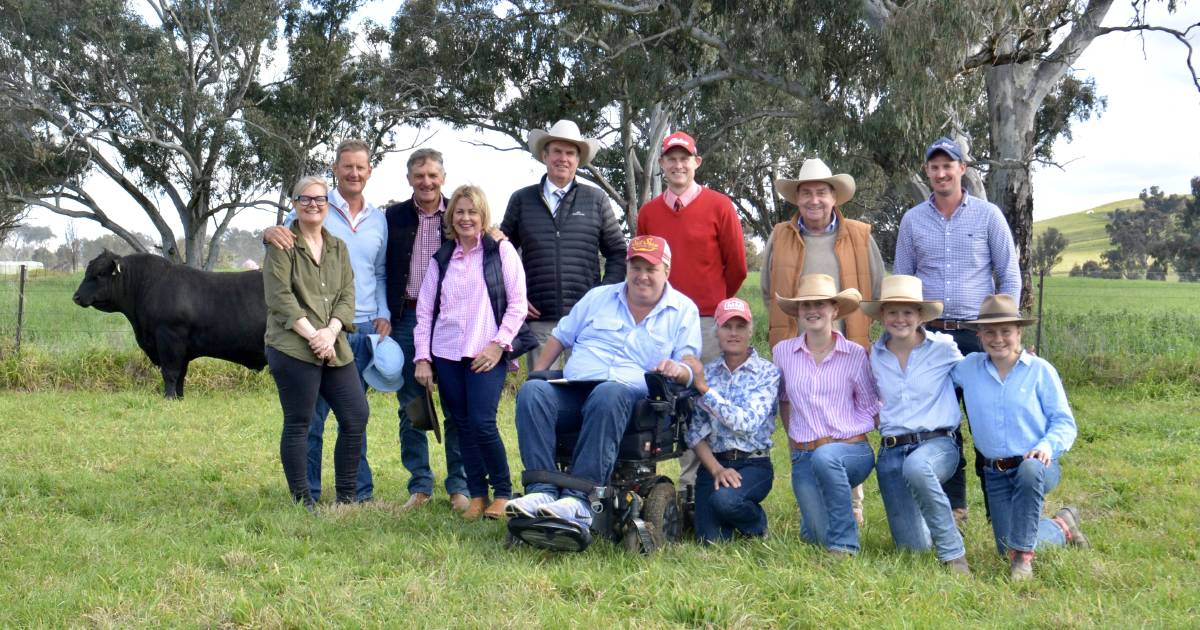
[883,436,898,448]
[995,457,1016,472]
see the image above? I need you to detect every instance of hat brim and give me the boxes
[362,335,405,392]
[774,174,856,207]
[775,288,862,321]
[527,130,601,167]
[405,387,442,443]
[962,316,1037,329]
[860,298,944,323]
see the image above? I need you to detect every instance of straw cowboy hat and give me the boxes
[775,274,862,321]
[527,119,602,167]
[774,158,856,207]
[964,294,1037,329]
[860,275,944,323]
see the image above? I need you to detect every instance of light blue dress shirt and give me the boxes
[951,351,1077,460]
[282,188,389,323]
[871,329,963,436]
[687,350,780,453]
[552,281,701,394]
[893,191,1020,320]
[542,179,574,216]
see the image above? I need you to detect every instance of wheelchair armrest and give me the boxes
[528,369,565,381]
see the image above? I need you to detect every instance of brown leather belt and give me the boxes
[927,319,967,331]
[981,455,1025,471]
[790,433,868,451]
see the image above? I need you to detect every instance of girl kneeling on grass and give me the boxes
[773,274,880,556]
[952,294,1090,580]
[863,276,969,574]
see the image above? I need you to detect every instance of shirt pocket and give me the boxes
[968,232,990,266]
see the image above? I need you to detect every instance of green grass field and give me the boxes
[2,267,1199,626]
[1033,198,1140,273]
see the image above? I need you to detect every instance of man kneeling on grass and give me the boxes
[679,298,780,543]
[504,235,702,532]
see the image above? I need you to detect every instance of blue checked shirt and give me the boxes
[686,349,780,453]
[552,281,701,394]
[893,191,1020,320]
[871,329,963,437]
[951,351,1077,460]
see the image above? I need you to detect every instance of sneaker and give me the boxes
[943,555,971,575]
[1053,506,1090,549]
[537,496,594,528]
[1009,551,1033,581]
[504,492,557,519]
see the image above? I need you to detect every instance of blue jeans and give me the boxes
[694,455,773,543]
[943,328,984,513]
[876,436,965,561]
[306,320,374,502]
[515,380,641,501]
[432,357,511,499]
[392,309,467,497]
[790,441,875,553]
[984,458,1067,554]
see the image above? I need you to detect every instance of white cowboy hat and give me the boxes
[527,120,602,167]
[964,294,1037,329]
[775,274,862,321]
[860,275,944,323]
[774,158,856,207]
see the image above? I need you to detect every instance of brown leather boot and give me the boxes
[483,498,509,520]
[462,497,488,521]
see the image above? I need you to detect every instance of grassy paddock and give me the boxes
[0,387,1197,627]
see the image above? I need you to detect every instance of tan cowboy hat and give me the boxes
[963,294,1037,329]
[775,274,862,320]
[774,158,856,207]
[527,119,602,167]
[860,275,944,323]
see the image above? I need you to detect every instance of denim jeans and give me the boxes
[790,440,875,553]
[306,320,374,502]
[515,380,641,501]
[432,357,511,499]
[876,436,965,561]
[392,309,467,497]
[941,328,989,516]
[267,347,368,504]
[983,458,1067,554]
[694,455,773,543]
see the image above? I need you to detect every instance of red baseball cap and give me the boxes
[661,131,698,156]
[714,297,753,326]
[627,235,672,266]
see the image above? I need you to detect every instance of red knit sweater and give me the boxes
[636,187,747,316]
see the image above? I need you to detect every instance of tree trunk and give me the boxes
[985,62,1039,311]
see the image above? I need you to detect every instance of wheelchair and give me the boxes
[505,370,698,554]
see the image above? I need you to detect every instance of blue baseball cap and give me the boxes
[925,136,964,162]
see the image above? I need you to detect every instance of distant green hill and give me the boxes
[1033,198,1142,272]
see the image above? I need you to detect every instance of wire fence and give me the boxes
[2,266,1199,369]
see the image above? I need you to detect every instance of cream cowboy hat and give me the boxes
[775,274,862,321]
[963,294,1037,329]
[527,119,602,167]
[860,275,944,323]
[774,158,856,207]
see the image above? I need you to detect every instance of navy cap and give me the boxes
[925,136,964,162]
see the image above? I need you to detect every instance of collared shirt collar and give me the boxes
[792,329,851,355]
[414,195,446,217]
[717,348,764,375]
[542,175,575,199]
[874,327,936,351]
[924,189,969,218]
[797,212,838,234]
[328,188,376,229]
[663,182,702,210]
[616,280,681,319]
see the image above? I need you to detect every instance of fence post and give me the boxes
[15,264,27,353]
[1034,270,1045,355]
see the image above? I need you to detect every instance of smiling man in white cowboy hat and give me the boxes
[500,119,627,371]
[862,275,971,574]
[761,158,884,353]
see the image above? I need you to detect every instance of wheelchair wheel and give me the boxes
[642,480,682,545]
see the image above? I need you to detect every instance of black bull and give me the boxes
[73,250,268,398]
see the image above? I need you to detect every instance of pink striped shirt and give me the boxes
[413,239,527,363]
[773,330,881,444]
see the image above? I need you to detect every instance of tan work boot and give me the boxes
[462,497,488,521]
[400,492,431,512]
[449,493,470,513]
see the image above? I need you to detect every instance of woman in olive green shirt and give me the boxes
[264,175,369,508]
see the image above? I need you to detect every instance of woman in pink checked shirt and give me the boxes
[772,274,880,556]
[413,185,533,521]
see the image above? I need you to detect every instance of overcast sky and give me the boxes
[25,2,1200,245]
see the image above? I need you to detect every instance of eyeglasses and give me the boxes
[294,195,329,206]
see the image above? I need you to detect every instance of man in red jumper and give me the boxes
[636,130,748,490]
[636,131,747,363]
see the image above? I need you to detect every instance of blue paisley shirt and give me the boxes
[686,349,780,453]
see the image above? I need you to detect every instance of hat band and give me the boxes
[974,311,1024,321]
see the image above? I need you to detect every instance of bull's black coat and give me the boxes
[73,250,267,398]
